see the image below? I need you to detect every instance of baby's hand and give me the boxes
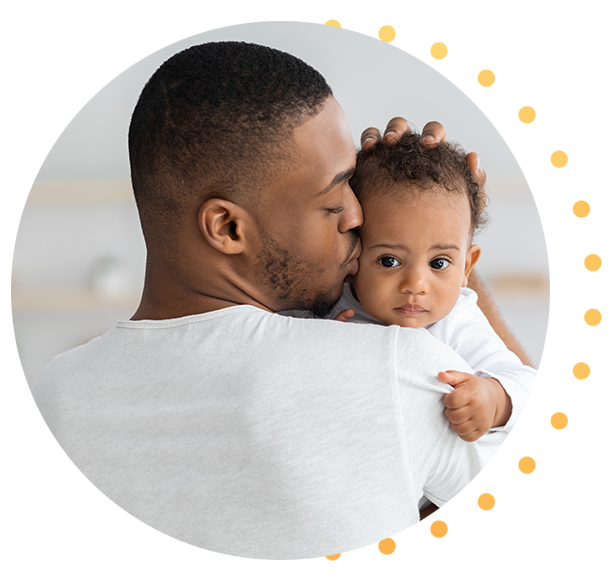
[334,309,355,322]
[438,371,512,442]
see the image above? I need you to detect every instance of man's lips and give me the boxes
[393,304,428,315]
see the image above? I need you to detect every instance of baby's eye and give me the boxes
[327,206,344,214]
[379,256,400,268]
[429,258,450,270]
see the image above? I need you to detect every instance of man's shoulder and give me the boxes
[32,305,462,402]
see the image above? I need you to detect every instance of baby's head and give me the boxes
[349,132,487,328]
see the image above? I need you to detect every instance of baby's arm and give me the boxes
[438,371,512,442]
[430,288,537,439]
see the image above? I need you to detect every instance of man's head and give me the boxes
[129,42,361,317]
[349,132,486,328]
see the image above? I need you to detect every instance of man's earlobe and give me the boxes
[198,198,246,255]
[462,244,481,286]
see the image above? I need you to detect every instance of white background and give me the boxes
[0,0,606,578]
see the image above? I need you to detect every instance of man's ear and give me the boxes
[462,244,481,286]
[198,198,248,255]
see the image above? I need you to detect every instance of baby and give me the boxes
[331,132,536,442]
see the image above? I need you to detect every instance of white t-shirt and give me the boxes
[331,285,536,432]
[32,305,504,559]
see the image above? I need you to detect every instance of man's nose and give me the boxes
[399,267,428,295]
[339,187,363,233]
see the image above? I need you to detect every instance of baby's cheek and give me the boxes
[436,286,463,321]
[355,273,391,317]
[353,270,378,302]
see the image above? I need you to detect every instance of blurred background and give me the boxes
[12,22,549,385]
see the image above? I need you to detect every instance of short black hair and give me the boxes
[350,132,487,235]
[129,41,333,248]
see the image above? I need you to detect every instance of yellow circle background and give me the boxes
[63,20,602,560]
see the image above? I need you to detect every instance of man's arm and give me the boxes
[467,270,534,368]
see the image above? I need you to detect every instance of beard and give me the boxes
[256,230,354,318]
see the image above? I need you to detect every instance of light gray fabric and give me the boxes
[32,305,503,559]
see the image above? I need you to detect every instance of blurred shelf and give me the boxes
[12,288,141,313]
[26,180,134,204]
[12,277,548,315]
[486,274,549,299]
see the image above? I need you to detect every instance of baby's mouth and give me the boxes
[393,304,428,315]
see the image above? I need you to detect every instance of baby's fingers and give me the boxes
[447,418,482,442]
[455,427,484,443]
[334,309,355,323]
[443,386,473,413]
[445,405,471,426]
[438,370,472,387]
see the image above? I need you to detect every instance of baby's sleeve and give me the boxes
[428,289,537,433]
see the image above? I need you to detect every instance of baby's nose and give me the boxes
[400,269,428,294]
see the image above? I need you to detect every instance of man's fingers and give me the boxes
[361,118,412,150]
[382,117,411,145]
[466,151,487,189]
[420,121,446,148]
[360,127,383,151]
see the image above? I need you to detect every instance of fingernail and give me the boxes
[363,137,375,147]
[421,135,434,145]
[384,130,397,140]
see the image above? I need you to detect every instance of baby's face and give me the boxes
[352,188,480,328]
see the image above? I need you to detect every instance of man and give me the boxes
[32,41,519,559]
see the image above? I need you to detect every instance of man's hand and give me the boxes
[334,309,354,322]
[360,118,486,189]
[438,371,512,442]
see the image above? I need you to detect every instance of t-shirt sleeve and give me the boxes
[428,289,536,433]
[419,427,505,506]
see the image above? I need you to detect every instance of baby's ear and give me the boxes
[463,244,481,286]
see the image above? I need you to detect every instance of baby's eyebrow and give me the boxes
[430,244,461,251]
[368,243,462,252]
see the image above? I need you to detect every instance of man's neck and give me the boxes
[131,293,239,321]
[131,255,274,321]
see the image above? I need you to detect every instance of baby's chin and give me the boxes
[380,311,443,329]
[392,319,432,329]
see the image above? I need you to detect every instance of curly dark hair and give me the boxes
[349,132,488,235]
[129,41,333,250]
